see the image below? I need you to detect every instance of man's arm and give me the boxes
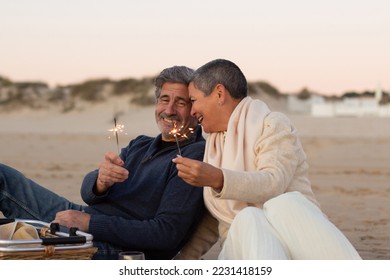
[80,169,107,205]
[88,168,204,252]
[81,151,128,205]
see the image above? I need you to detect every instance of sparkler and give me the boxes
[108,117,125,154]
[169,121,194,156]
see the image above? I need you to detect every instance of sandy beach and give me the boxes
[0,100,389,260]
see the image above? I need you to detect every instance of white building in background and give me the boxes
[288,84,390,117]
[287,94,325,114]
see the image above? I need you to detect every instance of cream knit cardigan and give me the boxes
[203,96,319,242]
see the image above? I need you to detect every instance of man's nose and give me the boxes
[164,101,177,115]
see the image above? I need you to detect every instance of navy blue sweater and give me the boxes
[81,126,205,259]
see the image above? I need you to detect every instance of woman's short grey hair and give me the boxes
[191,59,247,99]
[154,66,195,98]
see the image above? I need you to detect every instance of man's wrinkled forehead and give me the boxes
[160,82,190,101]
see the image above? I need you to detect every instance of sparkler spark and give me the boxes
[169,121,194,156]
[108,117,125,154]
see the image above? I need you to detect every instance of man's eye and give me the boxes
[176,101,187,107]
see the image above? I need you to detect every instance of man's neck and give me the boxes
[158,139,178,151]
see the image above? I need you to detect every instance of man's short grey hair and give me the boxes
[191,59,247,99]
[154,66,195,99]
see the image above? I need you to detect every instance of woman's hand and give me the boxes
[172,156,224,190]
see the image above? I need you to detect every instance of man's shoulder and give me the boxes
[124,135,155,150]
[129,134,155,144]
[182,129,205,160]
[192,126,206,143]
[188,128,206,148]
[183,141,205,160]
[189,139,206,149]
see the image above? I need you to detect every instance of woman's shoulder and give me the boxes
[263,111,294,131]
[266,111,291,123]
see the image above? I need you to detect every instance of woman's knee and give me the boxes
[234,207,264,223]
[230,207,269,232]
[264,191,322,217]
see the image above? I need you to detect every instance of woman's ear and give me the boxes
[215,84,227,105]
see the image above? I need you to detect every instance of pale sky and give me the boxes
[1,0,389,95]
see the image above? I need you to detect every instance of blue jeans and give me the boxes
[0,163,122,259]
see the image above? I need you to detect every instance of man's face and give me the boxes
[155,82,197,141]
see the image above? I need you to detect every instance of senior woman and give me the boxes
[173,58,361,259]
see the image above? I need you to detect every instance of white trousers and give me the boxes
[219,191,362,259]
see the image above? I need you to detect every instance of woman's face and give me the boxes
[188,82,224,133]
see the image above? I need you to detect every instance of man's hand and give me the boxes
[53,210,90,232]
[96,151,129,194]
[172,156,224,190]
